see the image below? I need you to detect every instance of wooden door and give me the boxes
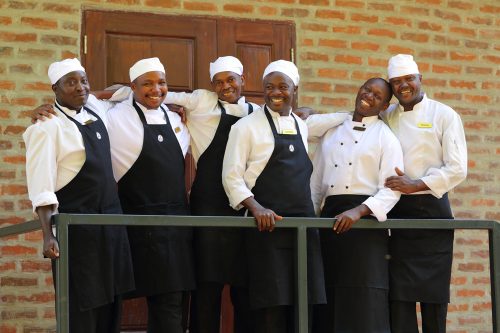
[82,10,295,333]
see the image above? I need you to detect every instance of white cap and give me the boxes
[387,54,420,79]
[262,60,299,86]
[209,56,243,81]
[129,57,165,82]
[48,58,85,84]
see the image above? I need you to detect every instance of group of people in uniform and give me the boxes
[24,52,467,333]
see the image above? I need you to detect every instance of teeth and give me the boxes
[271,98,283,103]
[401,90,411,95]
[361,100,370,107]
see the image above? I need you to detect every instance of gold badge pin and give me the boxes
[417,122,432,128]
[174,126,181,133]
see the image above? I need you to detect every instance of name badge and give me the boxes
[84,119,94,125]
[174,126,181,133]
[417,122,432,128]
[282,129,297,135]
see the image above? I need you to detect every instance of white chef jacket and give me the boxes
[106,93,190,182]
[222,106,348,210]
[310,114,404,221]
[23,95,114,213]
[379,94,467,198]
[165,89,259,164]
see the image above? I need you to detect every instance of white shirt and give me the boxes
[165,89,259,164]
[23,95,114,213]
[223,107,348,210]
[310,115,404,221]
[380,94,467,198]
[107,93,190,182]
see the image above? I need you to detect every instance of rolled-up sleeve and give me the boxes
[305,112,349,139]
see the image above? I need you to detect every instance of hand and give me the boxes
[293,107,316,120]
[30,104,56,124]
[250,206,283,232]
[385,167,428,194]
[333,206,364,234]
[43,234,60,259]
[166,104,186,123]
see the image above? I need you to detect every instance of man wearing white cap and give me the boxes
[106,57,194,333]
[222,60,329,332]
[380,54,467,333]
[23,58,134,332]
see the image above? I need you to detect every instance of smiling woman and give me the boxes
[52,71,90,110]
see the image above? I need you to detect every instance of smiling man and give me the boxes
[106,57,194,333]
[23,58,134,333]
[222,60,327,333]
[380,54,467,333]
[310,78,403,333]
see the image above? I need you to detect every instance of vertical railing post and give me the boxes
[295,225,308,333]
[55,214,70,333]
[489,221,500,333]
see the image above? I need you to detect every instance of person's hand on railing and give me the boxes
[242,197,283,232]
[334,204,370,234]
[43,234,60,259]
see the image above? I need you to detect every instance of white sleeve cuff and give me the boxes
[31,191,58,213]
[363,197,387,222]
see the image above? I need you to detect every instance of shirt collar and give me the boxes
[134,99,162,113]
[54,99,83,117]
[219,96,247,106]
[397,93,428,113]
[265,105,292,117]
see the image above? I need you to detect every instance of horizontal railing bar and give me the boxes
[1,216,497,239]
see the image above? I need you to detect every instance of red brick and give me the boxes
[10,64,33,74]
[433,92,461,101]
[335,0,364,8]
[316,9,345,20]
[1,184,27,195]
[448,303,469,312]
[40,35,77,46]
[419,50,446,59]
[401,6,429,16]
[62,21,78,31]
[486,212,500,220]
[259,6,277,15]
[318,39,347,48]
[299,0,328,5]
[0,277,38,287]
[10,97,37,106]
[450,26,476,37]
[0,80,15,90]
[22,82,51,91]
[301,52,329,62]
[432,65,461,74]
[465,95,490,104]
[449,1,474,10]
[418,21,442,31]
[455,237,484,246]
[450,80,476,89]
[0,262,15,272]
[457,289,486,298]
[434,35,460,46]
[321,97,349,107]
[302,82,332,92]
[18,48,55,58]
[334,84,358,94]
[302,23,328,32]
[3,156,25,164]
[435,9,461,22]
[266,0,294,3]
[401,32,429,43]
[282,8,309,17]
[471,249,490,258]
[473,277,490,285]
[480,5,500,14]
[351,13,378,23]
[465,40,489,49]
[0,46,13,57]
[451,276,467,285]
[417,0,442,4]
[3,125,26,135]
[107,0,140,4]
[0,32,37,42]
[318,68,348,79]
[223,4,253,13]
[472,302,491,311]
[423,78,447,87]
[18,292,55,303]
[466,66,493,75]
[0,16,12,25]
[61,50,78,58]
[21,17,58,29]
[1,308,38,319]
[351,41,379,51]
[467,16,492,25]
[368,29,396,38]
[334,54,362,65]
[384,17,411,27]
[332,26,362,34]
[0,170,15,179]
[144,0,180,8]
[352,71,384,80]
[42,3,78,13]
[368,57,387,67]
[483,55,500,64]
[8,1,37,9]
[302,38,313,47]
[482,81,500,90]
[368,2,394,11]
[0,201,14,211]
[387,45,413,54]
[0,324,16,333]
[454,185,481,194]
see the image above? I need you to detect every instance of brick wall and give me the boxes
[0,0,498,332]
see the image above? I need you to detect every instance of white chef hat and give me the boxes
[129,57,165,82]
[387,54,420,79]
[262,60,299,86]
[209,56,243,81]
[48,58,85,84]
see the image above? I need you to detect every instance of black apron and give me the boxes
[246,106,326,309]
[117,101,195,297]
[55,106,134,311]
[318,195,390,333]
[190,101,253,287]
[388,193,454,303]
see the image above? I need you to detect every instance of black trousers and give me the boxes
[253,305,313,333]
[190,281,252,333]
[146,291,184,333]
[390,300,447,333]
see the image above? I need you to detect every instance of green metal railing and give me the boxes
[1,215,499,333]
